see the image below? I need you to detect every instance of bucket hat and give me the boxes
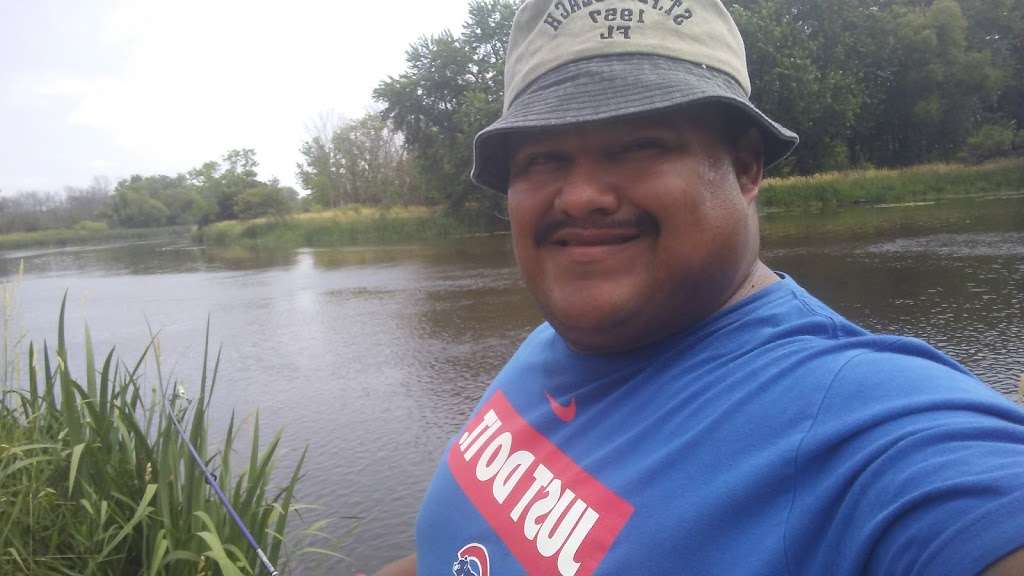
[471,0,799,193]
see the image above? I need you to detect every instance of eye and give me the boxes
[511,151,569,176]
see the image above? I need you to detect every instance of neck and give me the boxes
[720,259,779,311]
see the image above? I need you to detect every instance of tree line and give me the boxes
[0,149,298,235]
[732,0,1022,173]
[358,0,1021,216]
[3,0,1020,235]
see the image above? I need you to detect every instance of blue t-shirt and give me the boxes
[416,275,1024,575]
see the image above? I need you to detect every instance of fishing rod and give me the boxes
[162,385,280,576]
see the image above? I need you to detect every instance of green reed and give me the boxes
[761,157,1024,211]
[0,225,192,252]
[0,296,338,575]
[197,205,495,248]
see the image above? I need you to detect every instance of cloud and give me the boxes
[6,0,470,191]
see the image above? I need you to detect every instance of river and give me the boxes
[2,194,1023,574]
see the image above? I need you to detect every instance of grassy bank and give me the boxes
[0,225,192,252]
[0,299,332,574]
[760,157,1024,210]
[197,205,495,248]
[195,159,1024,249]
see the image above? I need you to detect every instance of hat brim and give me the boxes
[472,54,799,193]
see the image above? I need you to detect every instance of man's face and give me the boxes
[506,107,763,354]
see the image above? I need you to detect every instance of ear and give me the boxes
[732,127,764,203]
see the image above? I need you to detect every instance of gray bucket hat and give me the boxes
[471,0,799,193]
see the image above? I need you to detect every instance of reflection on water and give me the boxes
[0,241,301,277]
[1,196,1022,574]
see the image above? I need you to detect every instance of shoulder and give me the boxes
[785,337,1024,575]
[821,335,1011,413]
[795,334,1022,453]
[721,276,1000,405]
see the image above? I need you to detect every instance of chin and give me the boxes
[544,284,715,354]
[544,301,645,353]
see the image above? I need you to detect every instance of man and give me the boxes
[380,1,1024,574]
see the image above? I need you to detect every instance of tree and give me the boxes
[108,174,198,226]
[64,176,112,225]
[734,0,895,173]
[733,0,1007,171]
[0,182,112,234]
[234,179,298,220]
[958,0,1024,133]
[186,161,221,225]
[215,148,260,220]
[188,149,264,224]
[296,114,420,207]
[297,114,346,209]
[374,0,517,219]
[0,191,60,233]
[879,0,1003,163]
[108,190,170,228]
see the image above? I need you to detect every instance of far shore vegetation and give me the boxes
[1,0,1022,251]
[194,205,495,248]
[2,157,1022,251]
[759,157,1024,210]
[195,157,1024,249]
[0,224,192,251]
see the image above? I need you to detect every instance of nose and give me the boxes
[554,158,621,218]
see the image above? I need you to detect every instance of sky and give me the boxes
[0,0,472,195]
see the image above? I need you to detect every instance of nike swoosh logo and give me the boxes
[545,391,577,422]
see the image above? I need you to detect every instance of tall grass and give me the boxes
[0,297,336,574]
[1,261,24,390]
[197,205,498,248]
[761,157,1024,210]
[0,226,193,252]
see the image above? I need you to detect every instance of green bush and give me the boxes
[72,220,110,233]
[110,190,171,228]
[962,124,1016,163]
[234,186,295,221]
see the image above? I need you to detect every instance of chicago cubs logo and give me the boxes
[453,543,490,576]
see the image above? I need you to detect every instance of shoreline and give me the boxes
[759,158,1024,211]
[202,158,1024,249]
[0,225,193,252]
[3,158,1021,251]
[194,205,495,249]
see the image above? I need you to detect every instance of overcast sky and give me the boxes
[0,0,472,195]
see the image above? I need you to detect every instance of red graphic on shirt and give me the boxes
[448,391,634,576]
[545,390,577,422]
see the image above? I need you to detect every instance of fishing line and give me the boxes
[162,386,280,576]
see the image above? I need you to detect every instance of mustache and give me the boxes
[535,212,659,245]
